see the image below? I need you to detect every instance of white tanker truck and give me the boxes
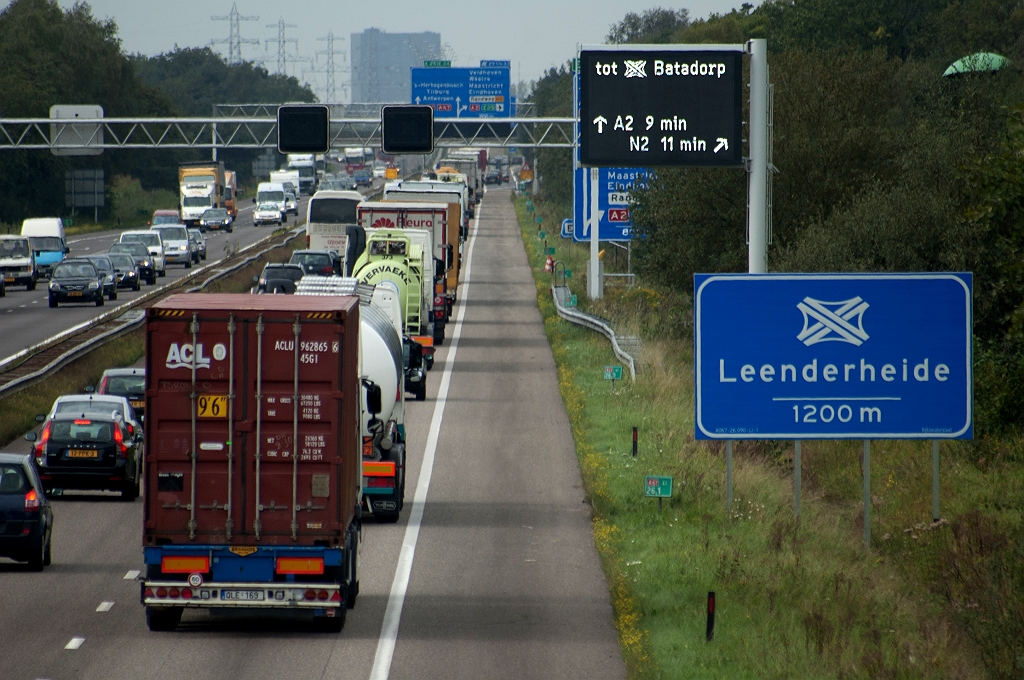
[297,277,421,521]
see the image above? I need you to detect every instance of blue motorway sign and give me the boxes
[694,274,973,440]
[573,167,648,242]
[411,67,510,117]
[560,218,573,239]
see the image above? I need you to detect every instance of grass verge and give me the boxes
[513,192,986,679]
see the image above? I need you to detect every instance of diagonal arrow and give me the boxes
[714,137,728,153]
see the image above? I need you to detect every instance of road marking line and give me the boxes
[96,601,114,612]
[124,570,140,580]
[369,201,483,680]
[64,637,85,650]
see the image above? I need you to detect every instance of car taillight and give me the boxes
[114,426,127,457]
[35,422,51,459]
[24,489,39,511]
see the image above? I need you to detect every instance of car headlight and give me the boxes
[88,281,99,289]
[142,260,151,267]
[49,281,59,290]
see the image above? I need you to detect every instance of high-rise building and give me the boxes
[350,28,441,103]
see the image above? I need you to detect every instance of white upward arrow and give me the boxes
[415,96,421,105]
[456,97,467,116]
[593,116,608,133]
[714,138,728,153]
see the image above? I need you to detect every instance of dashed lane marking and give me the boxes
[64,637,85,650]
[96,601,114,612]
[124,570,140,580]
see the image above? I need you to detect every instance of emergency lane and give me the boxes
[0,186,625,680]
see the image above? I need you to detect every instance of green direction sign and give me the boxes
[604,365,623,380]
[535,215,543,223]
[546,247,556,255]
[567,294,578,307]
[423,60,451,68]
[538,231,547,239]
[644,475,673,498]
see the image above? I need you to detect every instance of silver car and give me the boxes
[150,225,196,268]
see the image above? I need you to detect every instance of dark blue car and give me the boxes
[0,453,53,570]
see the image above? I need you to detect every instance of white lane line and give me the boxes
[124,570,140,580]
[96,601,114,612]
[64,637,85,650]
[368,202,483,680]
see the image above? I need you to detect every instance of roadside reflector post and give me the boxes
[863,439,871,549]
[726,441,733,513]
[706,591,716,642]
[932,439,940,522]
[632,426,638,459]
[794,440,802,521]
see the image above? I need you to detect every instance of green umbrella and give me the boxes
[943,52,1010,77]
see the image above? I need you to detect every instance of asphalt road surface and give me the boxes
[0,186,626,680]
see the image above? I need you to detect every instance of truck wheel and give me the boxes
[415,382,427,402]
[424,355,434,371]
[146,606,183,632]
[27,277,36,291]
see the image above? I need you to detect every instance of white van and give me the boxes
[255,182,287,219]
[21,217,68,278]
[119,231,166,277]
[0,235,37,290]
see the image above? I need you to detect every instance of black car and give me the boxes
[48,259,104,307]
[97,368,146,419]
[106,252,141,291]
[253,263,305,294]
[27,412,142,500]
[109,243,156,285]
[199,207,233,233]
[0,453,53,570]
[289,250,339,276]
[84,255,118,300]
[484,169,501,185]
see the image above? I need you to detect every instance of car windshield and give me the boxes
[152,214,179,225]
[109,244,148,259]
[0,465,28,494]
[203,209,228,220]
[88,257,113,274]
[29,236,62,251]
[55,398,125,419]
[308,198,358,224]
[50,420,114,443]
[265,266,304,282]
[153,227,188,242]
[122,233,161,248]
[188,231,203,241]
[286,193,296,201]
[291,253,332,269]
[53,262,97,278]
[0,239,30,258]
[105,375,144,396]
[258,203,279,212]
[107,254,135,269]
[258,191,285,203]
[182,196,212,208]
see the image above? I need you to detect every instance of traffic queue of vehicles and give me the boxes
[0,158,482,634]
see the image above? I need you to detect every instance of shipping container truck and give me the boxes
[179,162,226,227]
[224,171,238,218]
[140,294,368,632]
[357,201,452,345]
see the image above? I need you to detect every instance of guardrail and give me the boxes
[551,282,637,382]
[0,226,305,401]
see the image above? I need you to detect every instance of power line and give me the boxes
[316,31,348,104]
[210,3,260,65]
[265,16,297,75]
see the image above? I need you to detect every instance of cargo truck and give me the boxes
[179,162,226,227]
[140,294,369,632]
[224,171,238,218]
[286,154,318,194]
[357,201,453,344]
[297,278,416,517]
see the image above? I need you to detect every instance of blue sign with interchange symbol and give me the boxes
[573,167,649,242]
[694,273,973,440]
[411,67,510,118]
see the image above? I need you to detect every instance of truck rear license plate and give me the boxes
[67,449,98,458]
[221,589,265,601]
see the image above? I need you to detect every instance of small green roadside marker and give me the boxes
[645,475,673,512]
[546,247,555,255]
[535,215,543,224]
[604,365,623,381]
[527,204,534,212]
[567,294,578,307]
[538,231,546,239]
[564,270,572,278]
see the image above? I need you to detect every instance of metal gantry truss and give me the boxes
[0,116,576,150]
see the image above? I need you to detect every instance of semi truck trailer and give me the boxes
[179,162,226,227]
[140,294,367,632]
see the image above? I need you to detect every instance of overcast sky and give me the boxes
[31,1,752,100]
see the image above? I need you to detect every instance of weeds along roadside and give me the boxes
[511,192,984,679]
[0,238,296,449]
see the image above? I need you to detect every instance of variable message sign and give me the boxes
[411,67,510,118]
[579,45,743,167]
[694,274,973,439]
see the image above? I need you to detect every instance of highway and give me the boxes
[0,186,626,679]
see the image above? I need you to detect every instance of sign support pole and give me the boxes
[747,38,768,274]
[932,440,940,522]
[726,440,733,512]
[212,122,218,162]
[531,155,539,196]
[863,440,871,549]
[588,166,602,299]
[794,441,801,521]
